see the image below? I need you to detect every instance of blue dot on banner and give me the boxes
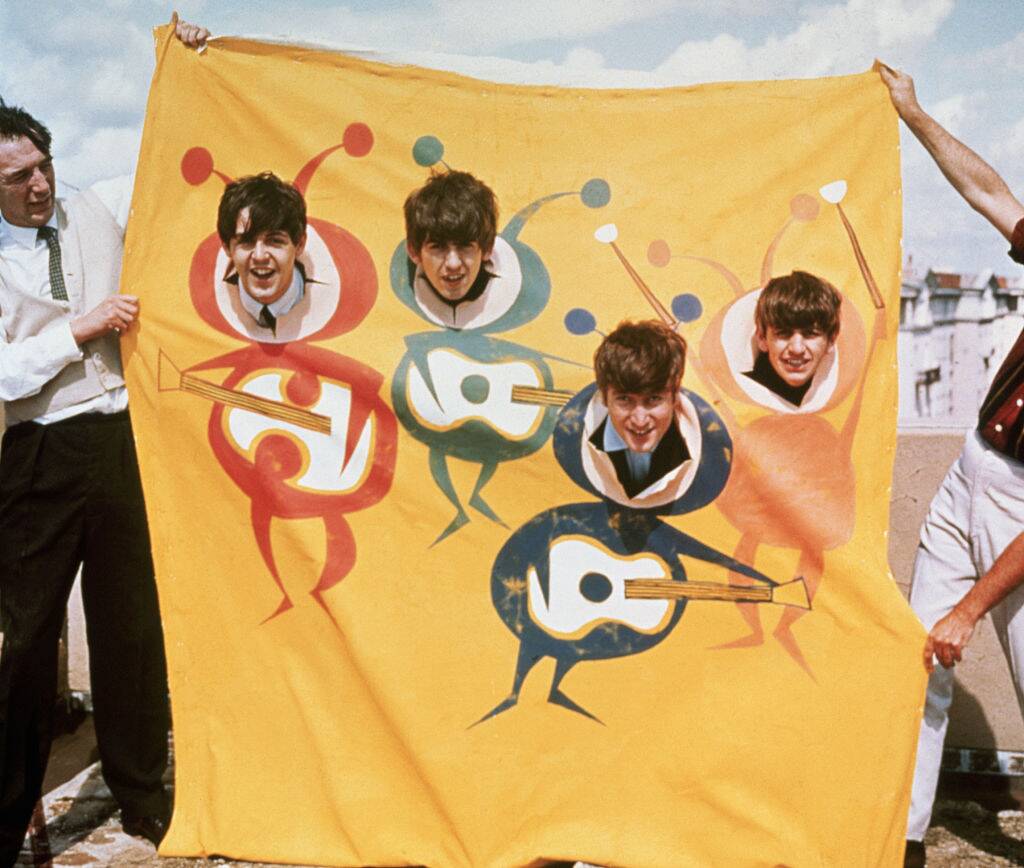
[565,308,597,335]
[413,136,444,167]
[672,293,703,323]
[580,179,611,209]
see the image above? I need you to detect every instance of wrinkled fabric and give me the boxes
[123,25,924,867]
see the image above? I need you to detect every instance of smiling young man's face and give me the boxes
[226,206,305,305]
[757,325,834,388]
[408,238,489,302]
[604,385,677,453]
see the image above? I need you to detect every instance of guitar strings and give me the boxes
[180,376,332,434]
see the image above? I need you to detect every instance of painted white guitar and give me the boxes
[406,349,552,438]
[527,536,809,639]
[158,350,373,494]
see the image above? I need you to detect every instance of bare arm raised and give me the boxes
[878,63,1024,241]
[880,63,1024,673]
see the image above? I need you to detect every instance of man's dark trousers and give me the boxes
[0,411,169,864]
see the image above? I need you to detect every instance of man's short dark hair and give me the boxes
[755,271,842,341]
[217,172,306,246]
[0,99,52,158]
[404,170,498,253]
[594,320,687,396]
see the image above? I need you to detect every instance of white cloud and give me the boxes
[105,0,164,9]
[655,33,749,82]
[655,0,954,83]
[930,93,971,138]
[868,0,949,49]
[992,115,1024,164]
[58,126,142,184]
[435,0,680,47]
[987,30,1024,72]
[563,46,606,72]
[1,5,158,185]
[898,101,1024,275]
[85,60,151,113]
[0,0,971,239]
[347,47,664,87]
[6,1,687,187]
[2,8,153,121]
[232,0,683,55]
[916,89,1024,196]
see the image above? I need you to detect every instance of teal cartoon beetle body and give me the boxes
[390,136,609,543]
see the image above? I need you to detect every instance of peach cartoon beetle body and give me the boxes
[637,183,887,672]
[699,288,868,556]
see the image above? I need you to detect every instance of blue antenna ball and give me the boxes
[413,136,445,167]
[580,179,611,209]
[672,293,703,323]
[565,308,597,335]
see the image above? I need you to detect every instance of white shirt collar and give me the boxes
[602,417,628,452]
[238,267,305,322]
[602,414,654,481]
[0,211,57,251]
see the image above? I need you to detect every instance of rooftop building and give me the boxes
[898,258,1024,425]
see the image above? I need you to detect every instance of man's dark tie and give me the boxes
[258,305,276,335]
[37,226,68,302]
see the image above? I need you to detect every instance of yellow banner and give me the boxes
[124,24,925,867]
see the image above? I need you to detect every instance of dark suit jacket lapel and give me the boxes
[589,416,691,499]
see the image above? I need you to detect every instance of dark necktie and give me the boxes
[258,305,277,335]
[37,226,68,302]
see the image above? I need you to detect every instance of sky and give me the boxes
[2,0,1023,275]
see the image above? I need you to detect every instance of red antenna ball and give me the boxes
[343,123,374,158]
[181,147,214,186]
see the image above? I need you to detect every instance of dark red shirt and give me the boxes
[977,218,1024,458]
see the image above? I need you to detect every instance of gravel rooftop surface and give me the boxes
[19,795,1024,866]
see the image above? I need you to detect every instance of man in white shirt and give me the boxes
[0,17,209,863]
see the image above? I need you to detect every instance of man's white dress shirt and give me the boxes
[0,177,132,423]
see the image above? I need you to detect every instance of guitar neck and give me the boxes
[179,373,332,434]
[624,579,773,604]
[510,385,574,407]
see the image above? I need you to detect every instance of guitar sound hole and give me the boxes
[460,374,491,404]
[579,571,613,603]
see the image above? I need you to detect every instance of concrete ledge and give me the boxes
[944,747,1024,777]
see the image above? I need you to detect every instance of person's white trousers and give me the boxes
[907,430,1024,840]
